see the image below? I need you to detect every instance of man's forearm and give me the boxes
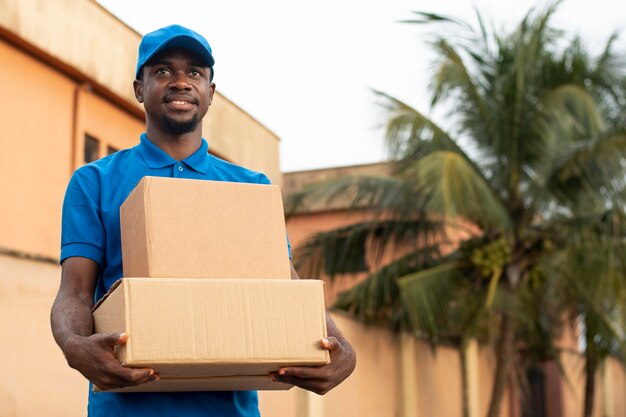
[51,291,95,353]
[50,256,99,354]
[51,259,158,389]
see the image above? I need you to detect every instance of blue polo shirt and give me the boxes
[61,133,285,417]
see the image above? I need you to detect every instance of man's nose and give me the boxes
[169,71,191,89]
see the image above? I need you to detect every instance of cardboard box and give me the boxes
[93,278,329,392]
[100,375,292,393]
[121,177,291,279]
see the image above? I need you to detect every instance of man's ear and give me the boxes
[207,82,216,106]
[133,79,143,103]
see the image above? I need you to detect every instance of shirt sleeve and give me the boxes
[60,168,106,268]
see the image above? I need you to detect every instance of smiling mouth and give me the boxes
[164,98,197,111]
[164,94,197,106]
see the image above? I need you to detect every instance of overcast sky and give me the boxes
[96,0,626,173]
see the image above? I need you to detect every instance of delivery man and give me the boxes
[50,24,356,417]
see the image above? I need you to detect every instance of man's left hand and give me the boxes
[269,336,356,395]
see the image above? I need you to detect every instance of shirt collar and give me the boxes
[138,133,210,173]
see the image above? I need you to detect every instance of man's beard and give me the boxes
[161,114,199,135]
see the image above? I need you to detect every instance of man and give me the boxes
[51,24,356,417]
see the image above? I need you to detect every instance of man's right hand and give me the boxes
[64,332,158,391]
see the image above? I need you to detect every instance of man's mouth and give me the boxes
[164,95,197,107]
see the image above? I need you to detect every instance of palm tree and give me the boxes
[286,3,626,417]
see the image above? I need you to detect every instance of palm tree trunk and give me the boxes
[583,353,597,417]
[460,341,470,417]
[486,314,513,417]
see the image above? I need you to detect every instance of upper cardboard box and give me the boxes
[93,278,329,392]
[121,177,291,279]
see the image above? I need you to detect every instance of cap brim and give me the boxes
[136,35,214,78]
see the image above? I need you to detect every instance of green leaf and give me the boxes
[406,151,512,233]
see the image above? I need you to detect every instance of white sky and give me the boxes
[96,0,626,173]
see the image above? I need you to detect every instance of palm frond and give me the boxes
[538,84,605,143]
[294,217,447,279]
[400,12,473,30]
[405,151,512,233]
[430,39,489,122]
[397,262,465,342]
[373,90,475,164]
[284,174,420,218]
[332,245,446,330]
[544,132,626,206]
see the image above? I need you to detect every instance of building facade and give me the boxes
[282,163,626,417]
[0,1,285,415]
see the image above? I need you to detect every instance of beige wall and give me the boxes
[207,94,282,185]
[323,313,400,417]
[282,162,393,196]
[0,253,86,417]
[259,313,401,417]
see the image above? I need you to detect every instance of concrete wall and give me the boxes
[0,253,86,417]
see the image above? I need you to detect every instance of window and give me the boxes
[84,134,100,163]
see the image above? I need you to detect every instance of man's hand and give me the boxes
[51,258,159,391]
[269,336,356,395]
[282,262,357,394]
[64,331,158,391]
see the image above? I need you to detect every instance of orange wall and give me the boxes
[0,40,74,259]
[0,39,145,260]
[76,87,145,168]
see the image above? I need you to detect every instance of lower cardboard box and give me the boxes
[94,375,293,393]
[93,278,329,393]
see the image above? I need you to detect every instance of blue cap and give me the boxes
[136,24,215,79]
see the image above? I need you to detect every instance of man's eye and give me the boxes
[190,70,201,77]
[157,68,170,75]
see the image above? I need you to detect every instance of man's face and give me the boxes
[134,47,215,135]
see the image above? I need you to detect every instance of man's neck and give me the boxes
[145,128,203,161]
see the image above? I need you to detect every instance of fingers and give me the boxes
[96,366,159,391]
[98,332,128,348]
[102,372,158,390]
[272,337,343,380]
[113,332,129,346]
[270,374,330,395]
[274,366,324,380]
[71,333,159,391]
[268,336,355,395]
[119,368,159,387]
[117,367,157,384]
[320,337,340,351]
